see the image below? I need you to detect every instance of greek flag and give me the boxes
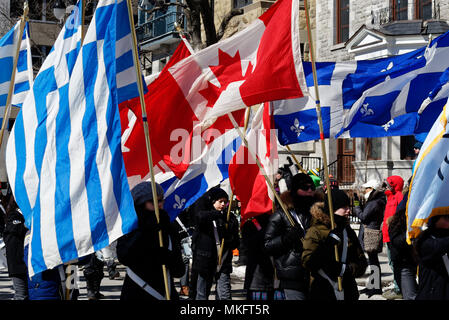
[156,130,242,221]
[5,0,139,276]
[0,20,33,126]
[273,31,449,144]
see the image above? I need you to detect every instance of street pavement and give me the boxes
[0,223,398,301]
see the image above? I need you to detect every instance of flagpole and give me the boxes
[303,0,342,291]
[284,145,307,174]
[0,2,28,150]
[227,112,297,228]
[64,1,86,301]
[126,0,170,300]
[217,106,251,269]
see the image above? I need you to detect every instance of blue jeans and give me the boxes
[386,243,401,293]
[394,266,417,300]
[216,272,231,300]
[195,273,213,300]
[180,259,190,287]
[283,289,307,300]
[12,275,28,300]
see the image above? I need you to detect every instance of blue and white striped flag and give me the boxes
[273,31,449,144]
[0,20,33,126]
[6,0,139,276]
[155,129,242,221]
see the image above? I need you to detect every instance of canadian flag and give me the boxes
[119,40,246,186]
[121,0,305,180]
[228,102,279,225]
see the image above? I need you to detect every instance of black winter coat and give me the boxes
[354,190,386,251]
[264,193,311,292]
[191,207,239,277]
[388,191,417,268]
[117,207,185,300]
[3,208,28,277]
[242,214,274,292]
[415,228,449,300]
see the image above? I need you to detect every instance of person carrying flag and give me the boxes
[190,187,239,300]
[117,182,185,300]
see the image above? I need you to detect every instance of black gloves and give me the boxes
[325,224,346,247]
[322,260,352,281]
[282,225,303,250]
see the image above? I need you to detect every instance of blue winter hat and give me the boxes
[131,181,164,205]
[413,141,423,149]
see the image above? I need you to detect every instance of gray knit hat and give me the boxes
[131,181,164,205]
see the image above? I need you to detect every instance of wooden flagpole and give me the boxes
[303,0,342,291]
[284,145,307,174]
[65,0,87,301]
[126,0,170,300]
[0,2,29,150]
[217,106,251,269]
[227,112,297,228]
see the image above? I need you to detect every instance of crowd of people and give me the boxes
[0,158,449,301]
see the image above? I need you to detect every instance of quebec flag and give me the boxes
[273,31,449,144]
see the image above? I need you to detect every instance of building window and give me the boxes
[416,0,433,20]
[401,135,417,160]
[391,0,408,21]
[361,138,382,160]
[336,0,349,43]
[233,0,253,9]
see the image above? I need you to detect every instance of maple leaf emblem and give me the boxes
[199,49,253,108]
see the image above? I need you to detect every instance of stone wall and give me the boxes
[0,0,11,38]
[315,0,390,61]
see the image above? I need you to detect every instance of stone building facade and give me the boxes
[293,0,449,189]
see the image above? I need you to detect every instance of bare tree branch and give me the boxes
[216,8,243,42]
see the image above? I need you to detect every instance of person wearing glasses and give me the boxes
[264,173,320,300]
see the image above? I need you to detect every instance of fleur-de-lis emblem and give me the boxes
[173,194,186,209]
[290,118,305,137]
[360,103,374,117]
[382,119,394,131]
[381,61,394,72]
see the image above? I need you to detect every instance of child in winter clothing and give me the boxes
[302,189,368,300]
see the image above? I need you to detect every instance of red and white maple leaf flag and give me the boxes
[119,39,246,185]
[228,102,279,225]
[146,0,306,178]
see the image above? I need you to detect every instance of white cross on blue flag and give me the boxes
[273,31,449,145]
[6,0,139,276]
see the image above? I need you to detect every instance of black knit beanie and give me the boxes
[323,189,350,215]
[208,187,229,204]
[290,173,315,195]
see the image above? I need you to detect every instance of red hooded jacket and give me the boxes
[382,176,404,243]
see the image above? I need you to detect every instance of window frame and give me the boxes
[415,0,433,20]
[390,0,409,21]
[336,0,350,44]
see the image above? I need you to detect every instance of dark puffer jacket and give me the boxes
[3,207,28,277]
[302,202,367,301]
[191,190,239,277]
[242,214,274,293]
[388,191,417,268]
[117,207,185,300]
[354,190,386,251]
[414,227,449,300]
[264,192,312,292]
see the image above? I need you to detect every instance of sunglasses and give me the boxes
[298,184,315,191]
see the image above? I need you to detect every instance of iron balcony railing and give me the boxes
[371,1,440,26]
[136,11,184,42]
